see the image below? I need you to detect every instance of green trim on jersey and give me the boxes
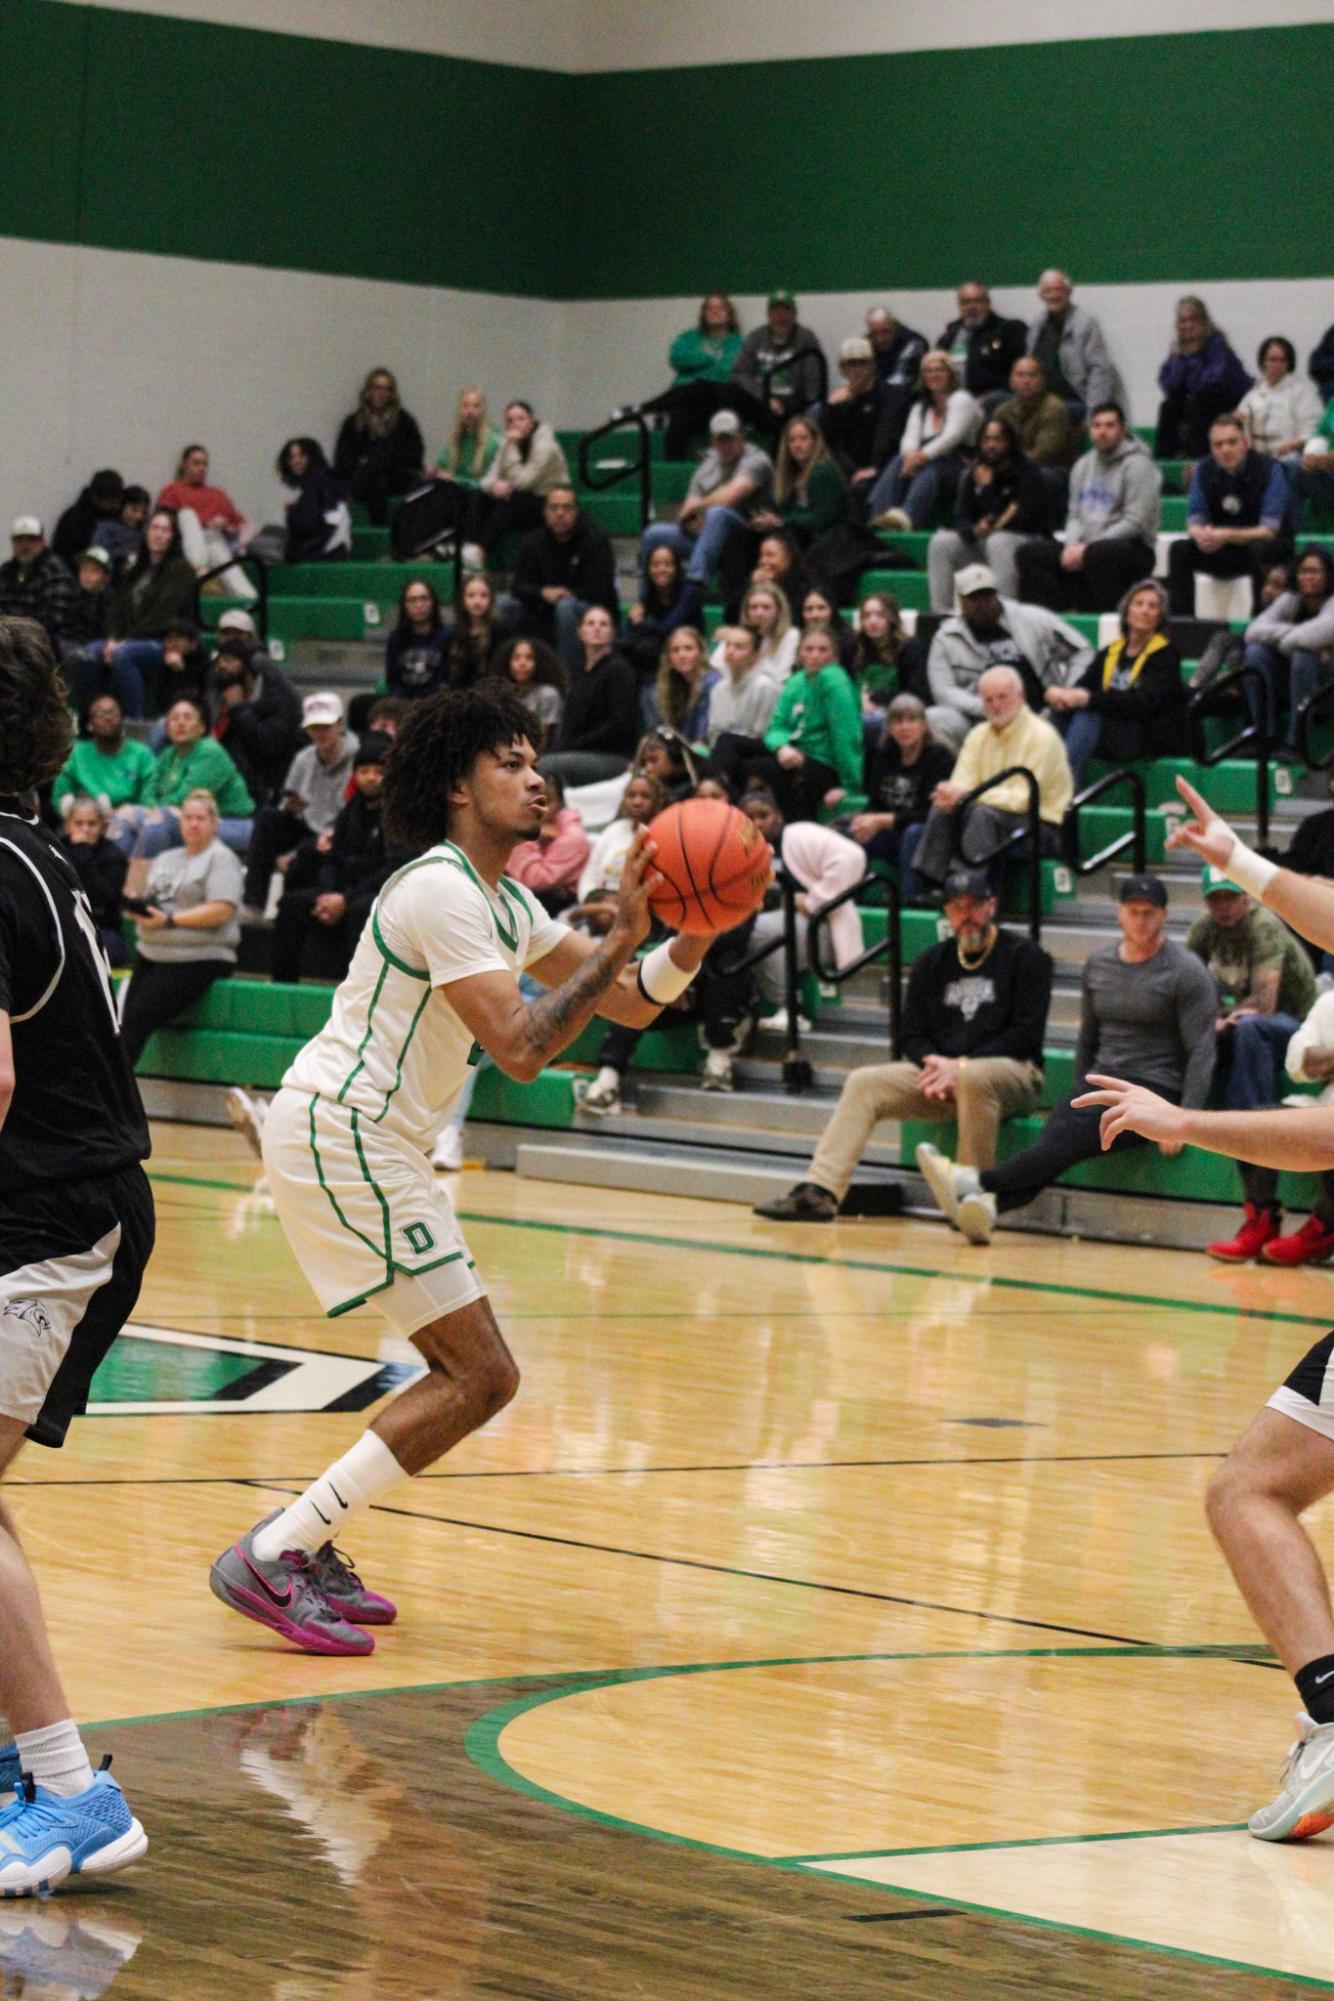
[336,956,390,1105]
[349,1107,393,1264]
[371,905,431,980]
[308,1094,389,1269]
[440,840,522,951]
[372,983,432,1126]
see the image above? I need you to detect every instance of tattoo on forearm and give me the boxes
[521,947,621,1059]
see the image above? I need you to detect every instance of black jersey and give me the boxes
[0,802,149,1190]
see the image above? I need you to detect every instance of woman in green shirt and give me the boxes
[759,626,864,818]
[753,417,848,546]
[434,387,500,485]
[637,294,744,458]
[51,694,155,816]
[108,694,254,861]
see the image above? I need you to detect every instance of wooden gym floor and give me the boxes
[10,1121,1334,1997]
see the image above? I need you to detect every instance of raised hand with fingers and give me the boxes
[1071,1073,1188,1152]
[1164,775,1237,871]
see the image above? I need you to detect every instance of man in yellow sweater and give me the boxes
[911,664,1072,895]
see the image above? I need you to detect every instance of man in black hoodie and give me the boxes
[269,733,405,982]
[510,487,618,674]
[211,641,304,808]
[937,281,1027,407]
[52,470,125,568]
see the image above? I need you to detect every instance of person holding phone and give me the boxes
[119,789,242,1068]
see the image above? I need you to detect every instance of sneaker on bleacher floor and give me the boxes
[955,1184,997,1245]
[870,507,911,533]
[754,1182,838,1223]
[225,1087,268,1161]
[431,1126,464,1172]
[460,542,486,573]
[577,1071,622,1117]
[761,1008,812,1036]
[701,1050,733,1092]
[915,1141,963,1225]
[1261,1215,1334,1267]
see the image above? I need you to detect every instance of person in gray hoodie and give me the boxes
[1017,404,1162,612]
[730,291,827,440]
[925,562,1093,749]
[1025,271,1126,417]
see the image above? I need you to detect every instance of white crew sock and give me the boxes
[593,1066,619,1093]
[16,1720,94,1798]
[251,1432,406,1562]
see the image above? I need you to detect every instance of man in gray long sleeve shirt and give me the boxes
[241,690,360,913]
[918,873,1217,1242]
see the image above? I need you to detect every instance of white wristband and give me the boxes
[1224,836,1279,900]
[636,940,698,1006]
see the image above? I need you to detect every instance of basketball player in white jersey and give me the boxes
[211,686,763,1653]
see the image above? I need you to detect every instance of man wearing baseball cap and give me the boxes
[919,872,1217,1242]
[1184,863,1316,1260]
[0,517,75,647]
[639,409,775,620]
[823,335,909,499]
[924,560,1092,750]
[730,290,827,440]
[241,692,359,918]
[756,868,1050,1221]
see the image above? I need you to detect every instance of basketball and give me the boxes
[644,798,772,935]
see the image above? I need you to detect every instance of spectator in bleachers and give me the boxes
[1154,298,1254,459]
[117,486,150,565]
[1017,404,1161,614]
[757,867,1049,1220]
[633,294,745,458]
[476,400,569,549]
[705,624,782,750]
[52,469,124,568]
[1167,414,1292,617]
[1043,578,1186,785]
[58,546,114,675]
[275,437,351,563]
[850,590,909,720]
[738,580,799,683]
[1311,323,1334,404]
[911,664,1073,896]
[865,306,927,444]
[493,635,565,751]
[641,411,774,619]
[365,694,408,738]
[433,386,500,487]
[918,872,1215,1242]
[385,579,450,700]
[445,572,510,689]
[333,367,425,526]
[644,626,717,741]
[994,357,1079,481]
[540,605,640,786]
[503,774,590,915]
[119,790,243,1069]
[624,544,692,677]
[240,692,356,914]
[1188,864,1317,1262]
[268,733,401,984]
[749,533,811,624]
[847,692,954,873]
[58,794,128,964]
[1261,994,1334,1264]
[51,694,154,820]
[109,694,254,865]
[799,585,857,669]
[98,507,197,715]
[636,728,696,803]
[567,771,664,938]
[210,640,303,809]
[0,517,74,647]
[822,337,904,505]
[1296,393,1334,516]
[1025,270,1123,420]
[156,444,255,600]
[927,414,1054,610]
[925,564,1092,749]
[1242,546,1334,739]
[867,353,984,531]
[751,417,848,546]
[735,788,865,1034]
[730,290,826,439]
[148,617,211,724]
[1283,749,1334,892]
[1238,338,1326,465]
[510,484,618,672]
[937,281,1027,407]
[756,626,862,819]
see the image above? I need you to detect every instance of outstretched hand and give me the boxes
[1165,775,1237,871]
[1071,1074,1188,1152]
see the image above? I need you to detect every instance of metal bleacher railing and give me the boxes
[1063,767,1147,879]
[578,411,654,534]
[1186,663,1272,848]
[1294,680,1334,775]
[947,765,1043,943]
[808,868,904,1061]
[193,553,270,644]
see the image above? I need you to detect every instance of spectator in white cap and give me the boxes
[822,336,910,502]
[0,517,75,646]
[639,410,774,623]
[241,692,359,916]
[925,563,1092,749]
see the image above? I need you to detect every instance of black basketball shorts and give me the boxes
[1270,1332,1334,1444]
[0,1163,155,1448]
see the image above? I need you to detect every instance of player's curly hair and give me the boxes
[0,616,73,794]
[382,685,540,850]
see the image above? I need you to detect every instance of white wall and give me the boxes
[559,279,1334,432]
[0,237,561,540]
[53,0,581,69]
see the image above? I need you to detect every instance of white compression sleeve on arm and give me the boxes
[636,941,699,1006]
[1223,836,1279,900]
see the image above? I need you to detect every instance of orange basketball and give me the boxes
[644,798,772,936]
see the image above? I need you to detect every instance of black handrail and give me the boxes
[1187,664,1271,848]
[1294,681,1334,772]
[578,412,653,532]
[759,343,830,412]
[193,553,269,644]
[807,869,904,1059]
[1062,768,1147,877]
[730,873,812,1092]
[949,766,1043,942]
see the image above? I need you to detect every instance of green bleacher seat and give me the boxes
[1066,804,1170,866]
[868,531,931,569]
[271,562,453,599]
[266,599,370,644]
[579,492,645,537]
[860,569,932,612]
[350,526,391,560]
[1090,756,1287,813]
[1160,496,1189,532]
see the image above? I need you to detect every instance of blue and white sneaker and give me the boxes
[0,1746,18,1801]
[0,1760,146,1897]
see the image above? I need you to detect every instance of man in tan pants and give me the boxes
[756,869,1051,1221]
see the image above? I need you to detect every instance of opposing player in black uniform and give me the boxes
[0,617,150,1893]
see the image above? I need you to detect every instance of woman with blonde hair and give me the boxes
[646,626,718,741]
[435,387,500,484]
[1044,576,1186,782]
[752,416,848,544]
[736,579,798,682]
[866,350,983,530]
[333,366,425,523]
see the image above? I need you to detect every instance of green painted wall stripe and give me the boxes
[7,7,1332,298]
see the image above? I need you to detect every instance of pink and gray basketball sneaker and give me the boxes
[209,1519,374,1656]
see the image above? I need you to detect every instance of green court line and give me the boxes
[787,1820,1245,1863]
[146,1170,1334,1331]
[462,1647,1334,1993]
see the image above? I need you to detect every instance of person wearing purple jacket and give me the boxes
[1155,297,1254,457]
